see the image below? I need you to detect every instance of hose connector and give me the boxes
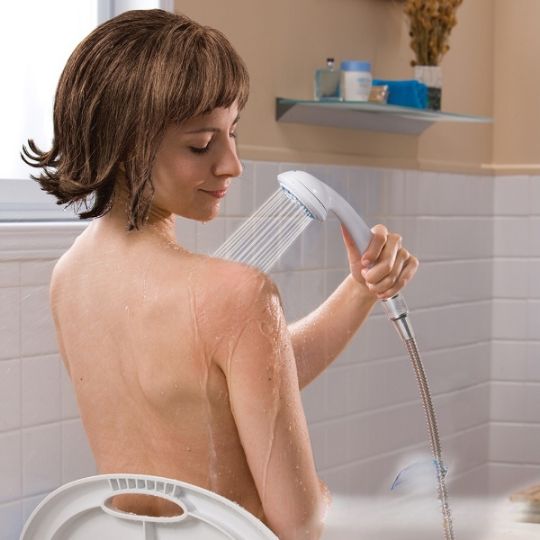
[382,293,415,341]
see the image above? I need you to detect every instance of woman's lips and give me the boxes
[201,189,227,199]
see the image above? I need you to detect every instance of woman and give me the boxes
[22,9,418,540]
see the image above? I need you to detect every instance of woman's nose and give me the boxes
[213,138,243,178]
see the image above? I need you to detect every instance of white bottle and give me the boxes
[340,60,372,101]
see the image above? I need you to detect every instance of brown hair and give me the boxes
[21,9,249,230]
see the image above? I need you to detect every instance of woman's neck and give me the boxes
[93,179,178,245]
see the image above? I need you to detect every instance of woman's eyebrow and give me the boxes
[185,115,240,134]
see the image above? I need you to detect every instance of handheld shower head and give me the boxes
[278,170,373,254]
[277,170,414,341]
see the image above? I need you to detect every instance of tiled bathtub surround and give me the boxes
[0,163,538,538]
[491,175,540,493]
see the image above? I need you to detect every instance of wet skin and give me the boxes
[50,105,327,538]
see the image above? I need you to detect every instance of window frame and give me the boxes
[0,0,173,223]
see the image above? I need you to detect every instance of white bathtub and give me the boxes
[322,494,539,540]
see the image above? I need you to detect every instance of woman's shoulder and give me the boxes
[195,255,279,309]
[49,242,79,302]
[185,255,283,346]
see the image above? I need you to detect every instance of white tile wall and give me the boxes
[444,424,490,480]
[21,355,61,427]
[60,366,80,419]
[0,288,20,360]
[0,360,20,432]
[2,164,539,538]
[494,176,530,216]
[493,259,529,298]
[531,176,540,214]
[0,431,22,503]
[490,174,540,495]
[489,423,540,464]
[490,382,540,423]
[22,424,62,497]
[0,500,22,540]
[0,262,19,287]
[61,419,96,484]
[20,286,58,357]
[487,462,540,495]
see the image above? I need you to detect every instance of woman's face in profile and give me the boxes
[150,102,243,222]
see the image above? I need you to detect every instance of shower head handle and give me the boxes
[330,194,373,255]
[277,170,373,253]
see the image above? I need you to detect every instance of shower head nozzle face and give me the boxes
[277,171,330,221]
[280,187,317,220]
[277,169,374,255]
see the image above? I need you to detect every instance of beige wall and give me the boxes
[492,0,540,173]
[173,0,533,174]
[417,0,493,173]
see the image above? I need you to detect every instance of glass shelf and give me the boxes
[276,98,493,135]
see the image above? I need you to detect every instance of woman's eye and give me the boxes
[189,145,210,154]
[189,132,236,154]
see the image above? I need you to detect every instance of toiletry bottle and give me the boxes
[314,57,341,101]
[340,60,372,101]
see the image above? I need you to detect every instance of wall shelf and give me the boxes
[276,98,493,135]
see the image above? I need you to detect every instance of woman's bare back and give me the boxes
[50,221,266,520]
[51,218,326,538]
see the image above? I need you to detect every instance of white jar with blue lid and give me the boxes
[340,60,372,101]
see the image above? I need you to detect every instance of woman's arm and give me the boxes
[290,224,419,389]
[217,269,328,540]
[289,274,377,390]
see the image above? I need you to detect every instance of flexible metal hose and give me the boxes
[405,337,455,540]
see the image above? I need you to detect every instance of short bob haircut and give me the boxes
[21,9,249,230]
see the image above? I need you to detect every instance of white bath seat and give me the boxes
[20,473,278,539]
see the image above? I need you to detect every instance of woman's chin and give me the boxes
[177,205,221,223]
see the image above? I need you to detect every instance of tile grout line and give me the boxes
[320,421,489,475]
[309,381,490,427]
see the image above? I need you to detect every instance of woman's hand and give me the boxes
[340,223,419,300]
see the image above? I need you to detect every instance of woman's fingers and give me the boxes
[343,222,418,297]
[361,224,389,267]
[361,232,402,282]
[365,250,419,299]
[340,224,362,262]
[379,255,419,299]
[365,248,410,293]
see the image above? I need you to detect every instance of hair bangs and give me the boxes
[167,27,249,124]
